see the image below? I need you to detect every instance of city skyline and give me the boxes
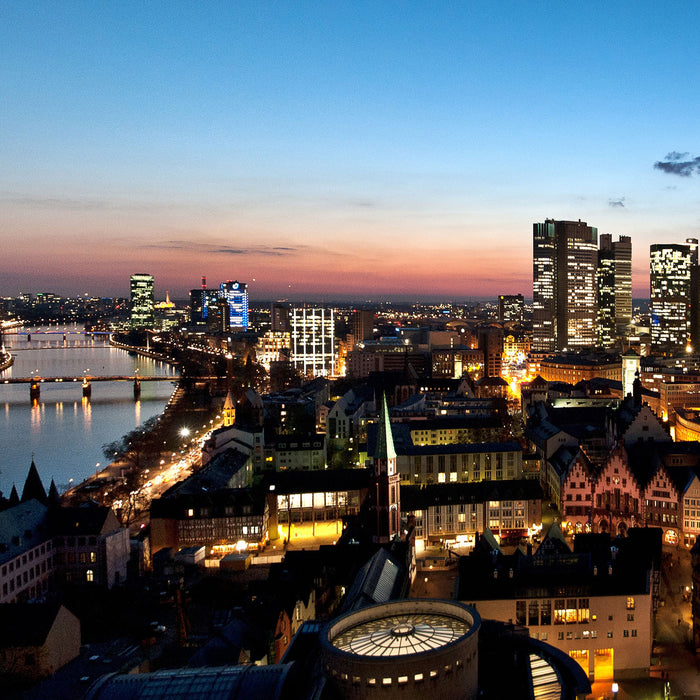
[3,3,700,300]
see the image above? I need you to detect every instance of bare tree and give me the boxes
[102,416,162,526]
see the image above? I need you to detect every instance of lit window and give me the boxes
[86,569,94,582]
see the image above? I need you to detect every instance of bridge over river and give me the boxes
[1,375,176,400]
[2,376,175,384]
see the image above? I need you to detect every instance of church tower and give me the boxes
[372,393,401,543]
[222,390,236,427]
[21,460,48,505]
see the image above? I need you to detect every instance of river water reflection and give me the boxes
[0,325,178,496]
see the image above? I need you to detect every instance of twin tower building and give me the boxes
[533,218,699,354]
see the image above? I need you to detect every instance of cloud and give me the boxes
[137,240,308,258]
[654,152,700,177]
[608,198,625,208]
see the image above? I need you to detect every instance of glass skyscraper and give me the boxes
[597,234,632,347]
[650,243,693,351]
[130,273,154,329]
[533,219,598,352]
[220,280,249,330]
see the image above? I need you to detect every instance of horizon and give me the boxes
[3,4,700,300]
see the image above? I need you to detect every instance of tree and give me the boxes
[102,416,162,473]
[102,416,162,526]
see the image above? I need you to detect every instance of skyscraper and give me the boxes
[650,243,693,351]
[533,219,598,352]
[220,280,249,330]
[597,234,632,347]
[352,309,375,347]
[129,273,154,329]
[498,294,524,323]
[290,306,335,377]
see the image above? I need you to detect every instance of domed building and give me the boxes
[322,599,479,700]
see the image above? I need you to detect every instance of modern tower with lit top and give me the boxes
[129,273,155,329]
[220,280,249,330]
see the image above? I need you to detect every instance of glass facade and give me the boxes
[650,243,692,350]
[220,280,249,329]
[533,220,598,351]
[290,307,335,377]
[130,273,154,328]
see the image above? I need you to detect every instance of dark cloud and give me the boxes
[214,246,292,257]
[608,198,625,208]
[139,240,304,257]
[654,152,700,177]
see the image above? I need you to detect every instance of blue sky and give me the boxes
[2,1,700,300]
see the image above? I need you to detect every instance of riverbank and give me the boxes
[0,327,179,498]
[0,352,13,372]
[109,335,179,366]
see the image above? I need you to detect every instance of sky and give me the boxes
[2,1,700,302]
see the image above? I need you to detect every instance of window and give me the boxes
[626,597,635,610]
[623,630,629,637]
[627,613,634,621]
[86,569,94,582]
[632,629,637,637]
[578,599,589,623]
[529,600,539,626]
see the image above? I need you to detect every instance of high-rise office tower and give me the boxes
[597,234,632,347]
[533,219,598,352]
[498,294,524,323]
[220,281,249,330]
[688,239,700,351]
[130,273,155,329]
[271,303,290,332]
[290,307,335,377]
[352,309,375,346]
[650,243,693,351]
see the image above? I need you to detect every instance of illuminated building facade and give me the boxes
[290,306,335,378]
[220,280,249,329]
[597,234,632,347]
[498,294,524,322]
[402,479,542,547]
[458,526,658,682]
[650,243,693,351]
[533,219,598,352]
[129,273,154,328]
[255,330,291,370]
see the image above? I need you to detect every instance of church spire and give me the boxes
[21,460,48,505]
[373,392,396,462]
[222,390,236,427]
[8,484,19,507]
[371,393,401,543]
[48,479,61,508]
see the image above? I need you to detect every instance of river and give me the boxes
[0,325,179,497]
